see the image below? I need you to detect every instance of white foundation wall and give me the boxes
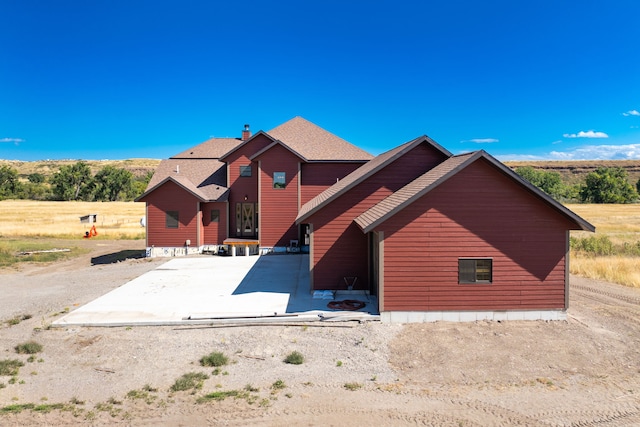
[381,309,567,323]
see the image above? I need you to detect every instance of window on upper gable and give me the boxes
[458,258,492,284]
[210,209,220,223]
[273,172,286,189]
[240,165,252,177]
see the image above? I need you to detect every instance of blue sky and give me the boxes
[2,1,640,161]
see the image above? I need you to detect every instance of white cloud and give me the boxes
[498,143,640,161]
[462,138,499,143]
[549,143,640,160]
[0,138,24,145]
[562,130,609,139]
[623,110,640,117]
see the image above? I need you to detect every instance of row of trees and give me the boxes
[0,161,152,202]
[515,166,639,203]
[1,161,638,204]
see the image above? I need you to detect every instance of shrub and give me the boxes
[344,382,362,391]
[284,351,304,365]
[200,351,228,367]
[170,372,209,392]
[15,341,43,355]
[271,379,286,390]
[0,359,24,376]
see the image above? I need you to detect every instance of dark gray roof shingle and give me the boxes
[138,158,229,202]
[266,117,373,161]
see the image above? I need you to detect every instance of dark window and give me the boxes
[240,165,252,177]
[459,258,492,284]
[210,209,220,223]
[273,172,286,189]
[166,211,179,229]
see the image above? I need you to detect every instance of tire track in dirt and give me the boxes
[534,406,640,426]
[570,283,640,306]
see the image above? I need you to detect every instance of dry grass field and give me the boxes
[0,200,146,239]
[567,203,640,287]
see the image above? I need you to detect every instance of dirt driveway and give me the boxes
[0,239,639,426]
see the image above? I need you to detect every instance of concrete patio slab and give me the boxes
[53,254,378,327]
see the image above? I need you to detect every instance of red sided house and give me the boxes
[138,117,594,322]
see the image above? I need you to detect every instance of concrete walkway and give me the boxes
[54,254,378,327]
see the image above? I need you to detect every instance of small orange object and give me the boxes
[83,225,98,238]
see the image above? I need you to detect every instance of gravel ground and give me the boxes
[1,239,639,426]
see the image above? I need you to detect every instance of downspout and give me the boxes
[565,230,570,310]
[309,223,314,291]
[257,160,262,240]
[145,203,149,248]
[297,162,301,240]
[378,231,384,312]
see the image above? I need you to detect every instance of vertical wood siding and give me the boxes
[225,134,272,237]
[144,181,200,247]
[300,163,366,205]
[257,145,300,247]
[308,143,448,290]
[202,202,228,244]
[378,159,575,311]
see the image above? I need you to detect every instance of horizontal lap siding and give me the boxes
[310,144,447,290]
[145,181,200,247]
[380,159,573,311]
[300,163,365,205]
[258,146,300,247]
[202,202,227,245]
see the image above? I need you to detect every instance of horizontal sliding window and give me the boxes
[459,258,492,284]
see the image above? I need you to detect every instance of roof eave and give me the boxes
[296,135,451,224]
[219,131,275,161]
[357,152,482,233]
[249,140,308,162]
[135,176,209,203]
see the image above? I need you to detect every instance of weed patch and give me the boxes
[15,341,43,354]
[344,382,363,391]
[200,351,229,367]
[284,351,304,365]
[170,372,209,392]
[0,359,24,376]
[5,314,31,327]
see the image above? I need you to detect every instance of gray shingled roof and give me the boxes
[295,135,452,224]
[137,158,229,202]
[172,137,243,159]
[266,116,373,161]
[354,150,595,233]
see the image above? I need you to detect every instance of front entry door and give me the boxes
[240,203,255,237]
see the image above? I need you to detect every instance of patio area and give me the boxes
[53,254,379,327]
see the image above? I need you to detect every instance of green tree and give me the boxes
[579,167,637,203]
[27,173,45,184]
[51,161,94,201]
[515,166,566,200]
[128,170,154,200]
[0,165,23,200]
[93,166,133,201]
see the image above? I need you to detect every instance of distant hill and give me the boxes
[3,158,640,188]
[504,160,640,186]
[0,159,162,181]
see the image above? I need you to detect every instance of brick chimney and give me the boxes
[242,124,251,141]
